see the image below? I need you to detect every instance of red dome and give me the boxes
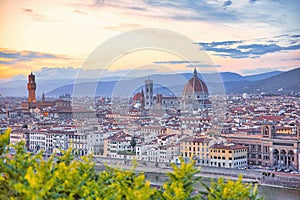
[183,69,208,94]
[133,92,144,101]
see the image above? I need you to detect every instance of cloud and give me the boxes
[197,33,300,59]
[127,6,147,11]
[66,0,299,35]
[7,67,164,81]
[103,23,144,32]
[21,8,59,22]
[94,0,104,7]
[0,48,67,65]
[223,1,233,7]
[186,64,221,68]
[153,60,201,65]
[291,34,300,38]
[34,67,81,80]
[22,8,33,13]
[240,67,280,75]
[152,60,220,69]
[73,9,88,15]
[280,57,300,61]
[249,0,258,4]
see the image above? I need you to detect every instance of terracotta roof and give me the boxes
[133,92,144,101]
[182,69,208,94]
[181,136,211,143]
[256,115,284,121]
[211,143,247,150]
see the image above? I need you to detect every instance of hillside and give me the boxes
[2,69,297,97]
[236,68,300,94]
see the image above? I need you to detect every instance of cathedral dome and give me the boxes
[182,68,208,95]
[133,92,144,101]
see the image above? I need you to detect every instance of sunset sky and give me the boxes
[0,0,299,79]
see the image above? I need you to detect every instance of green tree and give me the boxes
[207,176,263,200]
[0,129,263,200]
[161,157,202,199]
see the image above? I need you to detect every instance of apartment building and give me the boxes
[210,143,248,169]
[158,144,180,163]
[180,136,215,166]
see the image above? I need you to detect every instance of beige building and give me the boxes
[210,143,248,169]
[180,136,214,166]
[224,124,300,170]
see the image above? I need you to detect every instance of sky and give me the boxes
[0,0,299,80]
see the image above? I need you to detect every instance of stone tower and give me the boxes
[140,89,145,111]
[144,79,153,109]
[27,72,36,102]
[42,92,45,102]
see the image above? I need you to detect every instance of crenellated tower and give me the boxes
[27,72,36,102]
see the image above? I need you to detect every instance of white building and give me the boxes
[158,144,180,163]
[87,131,109,155]
[105,133,135,158]
[136,142,158,161]
[29,130,46,152]
[52,134,68,154]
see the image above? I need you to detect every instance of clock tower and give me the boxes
[27,72,36,102]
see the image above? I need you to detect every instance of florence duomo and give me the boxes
[130,68,211,115]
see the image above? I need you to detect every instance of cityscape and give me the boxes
[2,67,300,188]
[1,0,300,199]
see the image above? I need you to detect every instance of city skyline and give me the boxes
[0,0,300,79]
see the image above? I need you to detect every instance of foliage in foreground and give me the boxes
[0,129,262,199]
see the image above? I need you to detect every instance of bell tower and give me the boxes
[27,72,36,102]
[145,79,153,109]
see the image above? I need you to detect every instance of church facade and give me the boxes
[130,68,211,113]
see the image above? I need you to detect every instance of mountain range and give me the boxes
[0,68,299,97]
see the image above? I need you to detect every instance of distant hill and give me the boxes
[46,70,288,97]
[1,69,295,97]
[224,80,253,93]
[243,71,282,81]
[235,68,300,94]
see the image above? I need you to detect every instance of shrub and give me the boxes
[0,129,263,199]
